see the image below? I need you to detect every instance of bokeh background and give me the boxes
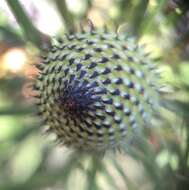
[0,0,189,189]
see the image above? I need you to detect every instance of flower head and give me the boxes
[33,27,160,152]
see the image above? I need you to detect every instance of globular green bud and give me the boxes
[33,27,160,152]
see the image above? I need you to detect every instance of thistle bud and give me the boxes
[33,28,160,151]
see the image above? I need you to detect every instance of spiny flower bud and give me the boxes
[33,27,160,152]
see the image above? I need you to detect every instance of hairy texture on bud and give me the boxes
[33,29,160,151]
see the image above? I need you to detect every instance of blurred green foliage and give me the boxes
[0,0,189,189]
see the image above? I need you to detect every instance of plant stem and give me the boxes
[86,156,99,190]
[129,0,149,37]
[118,0,132,23]
[55,0,75,32]
[6,0,45,47]
[0,106,36,115]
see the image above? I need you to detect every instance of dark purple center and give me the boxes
[58,79,106,117]
[64,98,77,113]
